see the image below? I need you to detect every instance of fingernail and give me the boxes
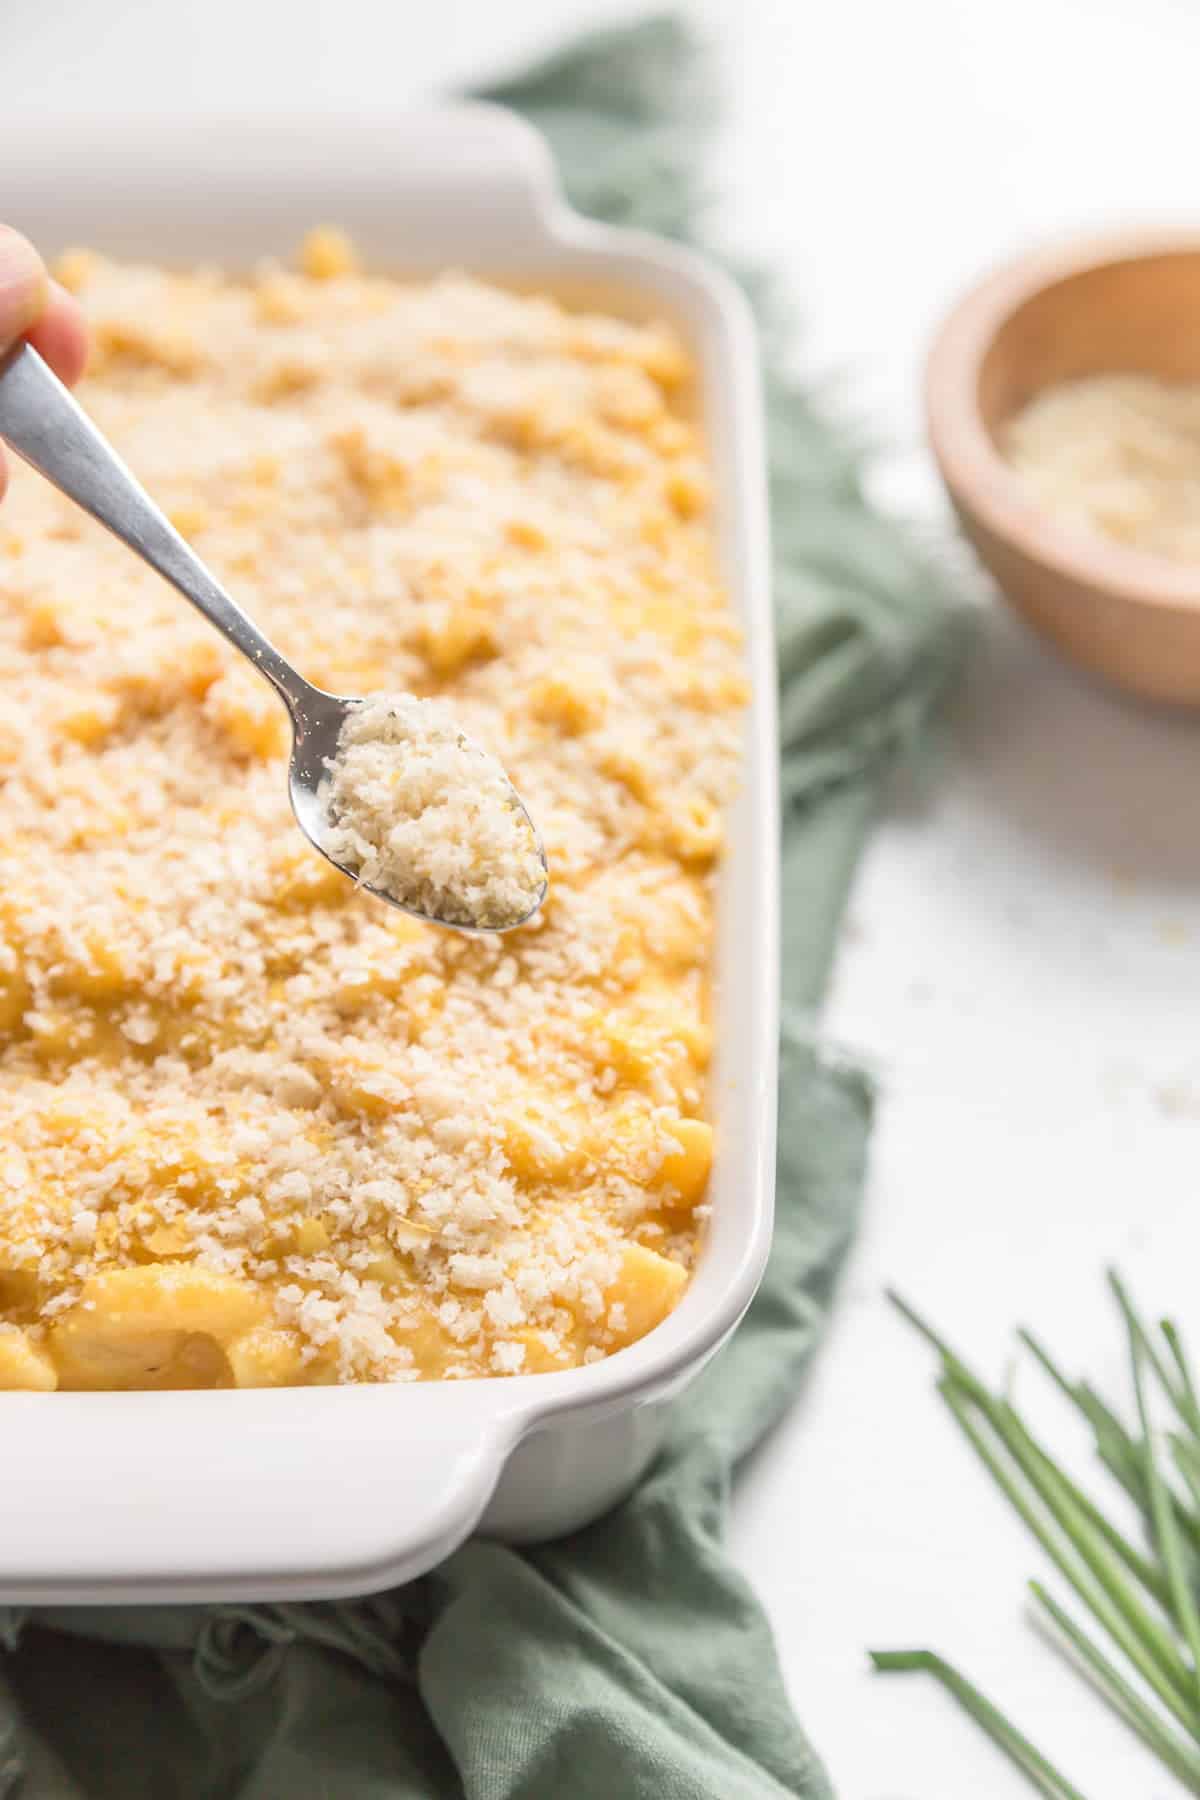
[0,228,47,340]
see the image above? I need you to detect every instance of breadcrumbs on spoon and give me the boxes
[320,693,547,930]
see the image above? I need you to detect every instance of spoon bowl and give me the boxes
[0,341,547,930]
[285,686,548,932]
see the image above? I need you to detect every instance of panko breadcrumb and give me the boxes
[1002,373,1200,562]
[0,233,746,1390]
[320,692,545,929]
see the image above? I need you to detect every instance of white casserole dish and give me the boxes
[0,105,778,1604]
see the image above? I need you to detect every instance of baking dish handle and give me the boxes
[2,1390,526,1605]
[414,102,561,231]
[0,103,564,265]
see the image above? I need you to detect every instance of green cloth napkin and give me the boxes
[0,19,964,1799]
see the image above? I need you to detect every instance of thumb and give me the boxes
[0,227,47,354]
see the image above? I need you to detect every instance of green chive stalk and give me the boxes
[868,1650,1089,1800]
[870,1274,1200,1795]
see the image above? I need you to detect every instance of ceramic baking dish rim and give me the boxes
[0,103,778,1602]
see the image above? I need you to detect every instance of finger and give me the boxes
[0,226,48,354]
[26,281,89,386]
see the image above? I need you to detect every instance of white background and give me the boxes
[10,1,1200,1792]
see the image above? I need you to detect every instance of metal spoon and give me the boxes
[0,342,547,933]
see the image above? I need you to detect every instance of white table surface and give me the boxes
[11,1,1200,1792]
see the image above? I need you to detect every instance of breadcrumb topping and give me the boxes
[1002,373,1200,562]
[320,692,545,929]
[0,234,746,1390]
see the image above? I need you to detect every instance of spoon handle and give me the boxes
[0,341,309,710]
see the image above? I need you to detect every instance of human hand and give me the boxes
[0,225,89,501]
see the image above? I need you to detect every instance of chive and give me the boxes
[1070,1381,1156,1517]
[1013,1329,1139,1499]
[1121,1299,1200,1714]
[1110,1272,1197,1441]
[1172,1435,1200,1520]
[887,1288,990,1403]
[1022,1326,1200,1549]
[939,1372,1152,1590]
[1161,1320,1200,1435]
[1017,1327,1079,1405]
[1084,1412,1200,1555]
[1016,1334,1138,1486]
[888,1296,1191,1707]
[869,1649,1089,1799]
[939,1382,1200,1734]
[1000,1407,1168,1610]
[1031,1583,1200,1793]
[1104,1285,1200,1536]
[887,1281,1200,1787]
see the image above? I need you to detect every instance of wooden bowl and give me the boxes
[926,233,1200,704]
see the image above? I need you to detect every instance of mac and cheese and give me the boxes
[0,235,744,1388]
